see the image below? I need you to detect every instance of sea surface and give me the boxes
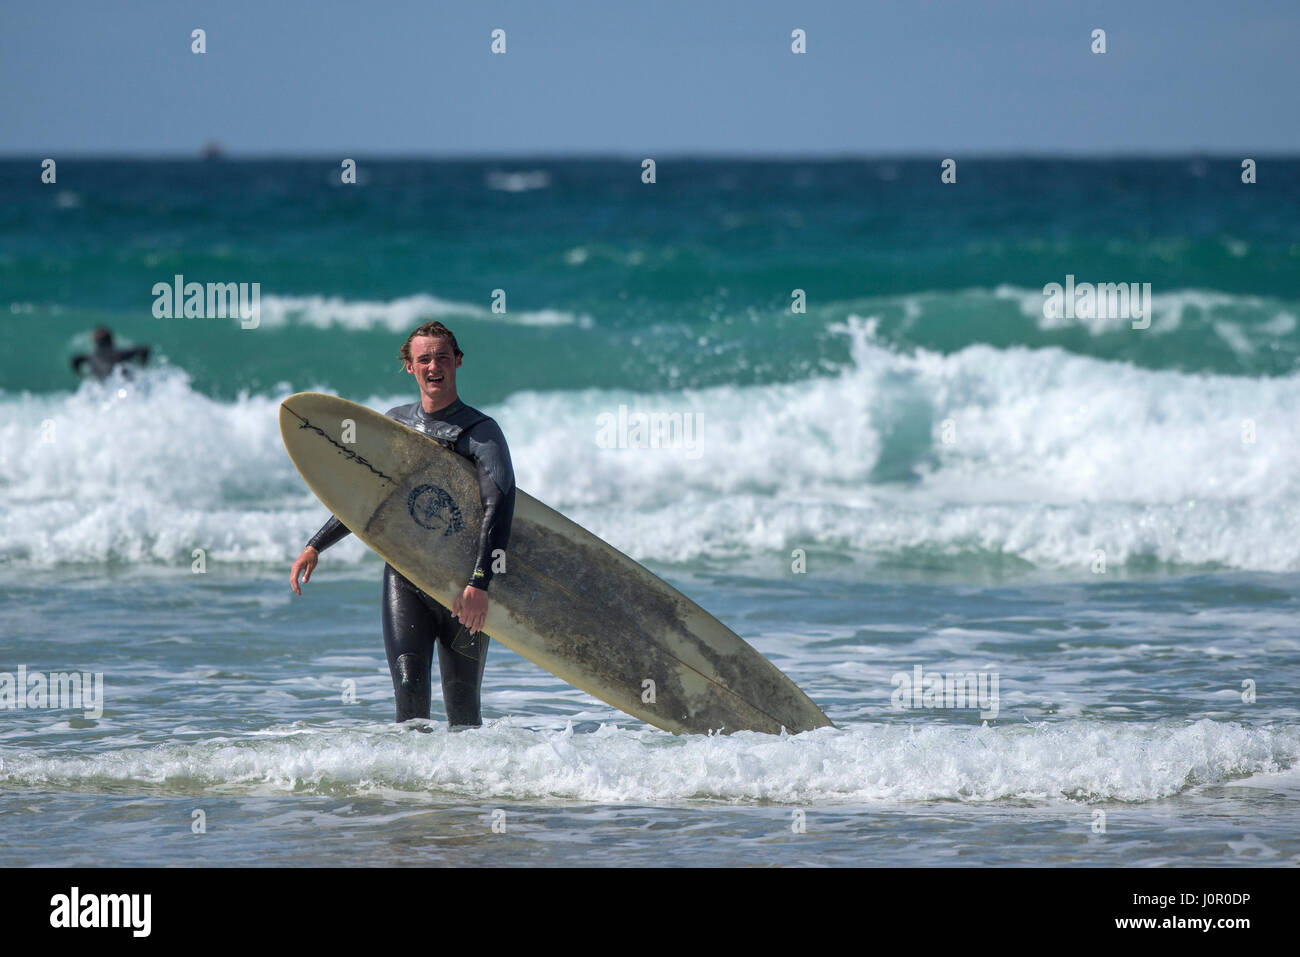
[2,158,1298,866]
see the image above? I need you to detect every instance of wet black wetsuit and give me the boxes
[70,342,150,381]
[306,399,515,726]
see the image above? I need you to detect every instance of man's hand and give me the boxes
[453,585,488,634]
[290,546,319,596]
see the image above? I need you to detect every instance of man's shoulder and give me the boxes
[459,406,507,440]
[454,402,494,427]
[437,400,500,436]
[383,402,419,421]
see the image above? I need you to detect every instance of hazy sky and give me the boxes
[2,0,1296,155]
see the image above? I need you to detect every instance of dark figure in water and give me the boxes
[70,327,151,381]
[289,322,516,728]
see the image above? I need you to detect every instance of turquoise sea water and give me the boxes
[1,159,1298,866]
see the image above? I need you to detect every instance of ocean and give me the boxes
[1,158,1298,866]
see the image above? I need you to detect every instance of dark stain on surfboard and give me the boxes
[408,484,464,536]
[283,406,396,485]
[503,520,796,733]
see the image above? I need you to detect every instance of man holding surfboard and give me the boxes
[288,322,516,727]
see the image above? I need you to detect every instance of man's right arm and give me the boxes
[293,405,405,594]
[291,516,350,595]
[306,515,351,553]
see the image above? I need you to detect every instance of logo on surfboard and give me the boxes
[408,484,464,536]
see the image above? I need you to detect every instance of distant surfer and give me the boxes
[289,322,516,727]
[70,327,151,381]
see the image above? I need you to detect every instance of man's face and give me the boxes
[405,335,461,405]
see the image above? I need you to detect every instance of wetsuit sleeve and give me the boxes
[70,355,87,374]
[306,515,351,553]
[462,419,516,591]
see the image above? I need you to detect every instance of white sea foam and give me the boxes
[0,370,319,565]
[0,718,1293,804]
[3,323,1299,571]
[499,316,1300,569]
[254,293,591,331]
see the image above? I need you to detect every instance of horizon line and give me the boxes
[2,150,1293,162]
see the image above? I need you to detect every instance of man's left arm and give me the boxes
[452,419,516,633]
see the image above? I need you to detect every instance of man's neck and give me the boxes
[421,391,460,414]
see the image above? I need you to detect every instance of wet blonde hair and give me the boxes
[398,321,462,365]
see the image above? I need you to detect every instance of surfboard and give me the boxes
[280,392,833,735]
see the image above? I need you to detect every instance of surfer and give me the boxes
[288,322,516,727]
[70,327,151,381]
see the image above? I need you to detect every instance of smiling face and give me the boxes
[404,334,462,411]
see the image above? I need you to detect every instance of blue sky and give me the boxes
[2,0,1296,155]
